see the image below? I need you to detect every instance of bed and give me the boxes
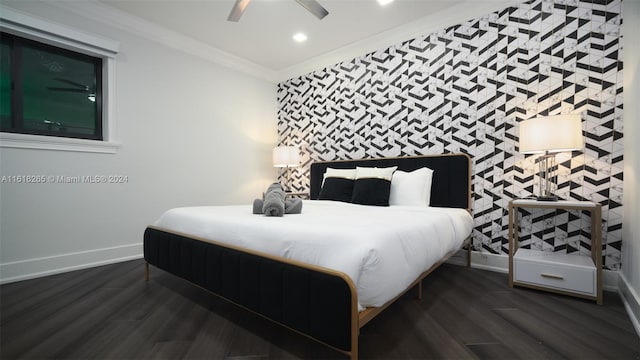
[143,153,472,359]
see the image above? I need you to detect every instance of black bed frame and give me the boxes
[144,153,472,359]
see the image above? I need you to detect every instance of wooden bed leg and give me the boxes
[467,242,471,268]
[350,340,358,360]
[144,262,149,282]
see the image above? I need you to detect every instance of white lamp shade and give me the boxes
[519,114,584,154]
[272,146,300,167]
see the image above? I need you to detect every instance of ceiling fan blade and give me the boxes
[227,0,252,22]
[53,77,88,89]
[294,0,329,20]
[48,87,88,92]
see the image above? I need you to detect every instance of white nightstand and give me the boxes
[508,199,603,304]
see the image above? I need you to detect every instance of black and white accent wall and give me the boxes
[276,0,624,270]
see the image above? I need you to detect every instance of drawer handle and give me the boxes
[540,273,564,280]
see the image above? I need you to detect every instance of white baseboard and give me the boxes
[603,270,621,293]
[446,250,510,273]
[619,272,640,338]
[0,243,143,284]
[470,251,509,273]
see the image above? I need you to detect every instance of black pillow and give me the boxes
[318,178,354,202]
[351,178,392,206]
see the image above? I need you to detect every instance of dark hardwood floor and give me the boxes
[2,259,639,359]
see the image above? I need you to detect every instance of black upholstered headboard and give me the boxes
[309,153,471,210]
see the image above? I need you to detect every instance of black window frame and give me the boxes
[1,31,103,141]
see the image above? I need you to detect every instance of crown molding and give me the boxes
[45,0,278,83]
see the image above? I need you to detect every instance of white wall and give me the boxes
[0,2,278,283]
[622,0,640,335]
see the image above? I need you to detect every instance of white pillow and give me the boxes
[355,166,397,180]
[323,167,357,180]
[389,167,434,207]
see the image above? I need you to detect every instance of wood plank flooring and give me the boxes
[2,259,639,359]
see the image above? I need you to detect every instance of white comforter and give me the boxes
[153,200,473,309]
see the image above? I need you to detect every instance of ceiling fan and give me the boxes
[48,78,96,102]
[227,0,329,22]
[48,78,93,93]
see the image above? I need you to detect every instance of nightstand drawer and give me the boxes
[513,251,595,295]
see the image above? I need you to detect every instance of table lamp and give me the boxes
[519,114,584,201]
[272,146,300,191]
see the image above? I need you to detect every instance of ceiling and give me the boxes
[97,0,470,71]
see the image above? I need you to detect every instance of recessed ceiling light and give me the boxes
[377,0,394,6]
[293,33,307,43]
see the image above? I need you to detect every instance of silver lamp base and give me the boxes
[536,153,559,202]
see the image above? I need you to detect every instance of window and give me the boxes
[0,6,119,153]
[1,32,103,140]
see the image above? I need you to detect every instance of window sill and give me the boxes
[0,133,120,154]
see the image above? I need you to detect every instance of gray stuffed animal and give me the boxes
[262,183,286,216]
[252,183,303,216]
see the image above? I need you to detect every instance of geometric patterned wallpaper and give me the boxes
[276,0,624,270]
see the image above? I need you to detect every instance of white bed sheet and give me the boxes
[153,200,473,310]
